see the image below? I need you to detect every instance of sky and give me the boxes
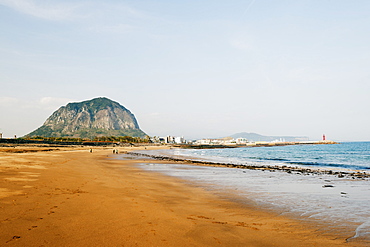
[1,0,370,141]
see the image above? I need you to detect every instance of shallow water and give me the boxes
[124,143,370,243]
[146,142,370,171]
[135,162,370,243]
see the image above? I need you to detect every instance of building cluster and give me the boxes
[151,136,318,146]
[152,136,186,144]
[193,137,248,145]
[151,136,250,146]
[148,135,325,146]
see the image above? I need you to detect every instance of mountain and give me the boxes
[228,132,309,142]
[27,97,146,138]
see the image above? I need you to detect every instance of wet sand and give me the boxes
[0,145,365,246]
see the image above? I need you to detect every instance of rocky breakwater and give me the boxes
[125,151,370,180]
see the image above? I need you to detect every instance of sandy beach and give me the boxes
[0,145,365,246]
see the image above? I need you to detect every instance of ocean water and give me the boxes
[151,142,370,171]
[127,142,370,243]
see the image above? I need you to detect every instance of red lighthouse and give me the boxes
[323,134,326,141]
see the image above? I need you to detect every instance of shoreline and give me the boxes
[135,160,370,244]
[126,150,370,179]
[0,145,367,246]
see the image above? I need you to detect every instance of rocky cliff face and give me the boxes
[27,97,146,138]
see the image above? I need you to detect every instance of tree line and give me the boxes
[23,135,151,143]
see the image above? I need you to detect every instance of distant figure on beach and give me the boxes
[89,148,92,153]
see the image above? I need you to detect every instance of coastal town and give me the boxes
[152,135,337,147]
[0,131,337,148]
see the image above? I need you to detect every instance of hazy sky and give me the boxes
[1,0,369,141]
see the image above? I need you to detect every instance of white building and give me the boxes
[157,136,186,144]
[195,137,249,145]
[174,136,185,144]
